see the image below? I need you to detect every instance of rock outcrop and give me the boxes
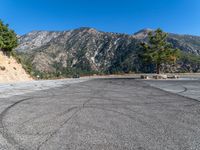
[0,51,32,83]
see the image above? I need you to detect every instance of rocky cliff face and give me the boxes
[15,28,200,75]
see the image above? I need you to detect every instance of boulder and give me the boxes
[141,75,150,79]
[153,74,167,79]
[167,75,180,79]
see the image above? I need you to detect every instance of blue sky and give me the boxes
[0,0,199,35]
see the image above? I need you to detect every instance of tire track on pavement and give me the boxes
[0,97,32,149]
[177,86,188,94]
[0,84,72,149]
[36,81,105,150]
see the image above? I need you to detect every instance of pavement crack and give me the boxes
[36,82,102,149]
[36,108,81,150]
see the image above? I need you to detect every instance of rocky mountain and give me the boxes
[15,28,200,77]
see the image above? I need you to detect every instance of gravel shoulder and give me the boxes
[0,78,89,98]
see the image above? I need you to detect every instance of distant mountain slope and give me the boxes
[15,28,200,77]
[168,33,200,54]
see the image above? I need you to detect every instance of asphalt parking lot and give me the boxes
[144,77,200,101]
[0,78,200,150]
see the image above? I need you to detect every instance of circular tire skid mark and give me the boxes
[0,79,200,149]
[0,98,32,149]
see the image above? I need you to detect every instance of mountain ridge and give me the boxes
[15,27,200,77]
[19,27,200,37]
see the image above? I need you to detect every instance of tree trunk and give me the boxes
[156,63,160,74]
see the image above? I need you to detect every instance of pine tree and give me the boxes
[140,28,180,74]
[0,20,18,52]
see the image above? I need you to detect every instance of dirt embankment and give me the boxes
[0,51,32,83]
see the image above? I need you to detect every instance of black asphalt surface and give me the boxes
[144,78,200,101]
[0,78,200,150]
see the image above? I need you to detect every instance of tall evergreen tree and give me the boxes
[140,28,180,74]
[0,20,18,52]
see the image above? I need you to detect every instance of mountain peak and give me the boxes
[134,28,153,35]
[77,27,97,31]
[75,27,99,35]
[133,28,153,39]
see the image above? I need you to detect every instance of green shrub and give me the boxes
[0,20,18,53]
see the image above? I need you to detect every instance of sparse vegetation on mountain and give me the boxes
[14,28,200,78]
[179,52,200,72]
[0,20,18,53]
[139,29,180,74]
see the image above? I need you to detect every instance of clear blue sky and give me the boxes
[0,0,199,35]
